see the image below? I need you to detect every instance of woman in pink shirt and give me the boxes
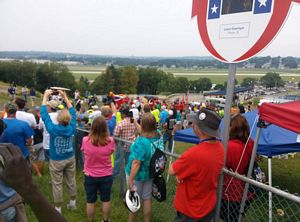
[81,116,115,222]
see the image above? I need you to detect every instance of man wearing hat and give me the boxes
[168,108,224,222]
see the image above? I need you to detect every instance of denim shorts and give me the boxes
[84,175,113,203]
[0,206,16,222]
[126,174,153,200]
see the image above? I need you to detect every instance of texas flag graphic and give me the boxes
[208,0,221,19]
[254,0,273,14]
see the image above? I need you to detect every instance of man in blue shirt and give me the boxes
[0,119,27,221]
[1,104,33,158]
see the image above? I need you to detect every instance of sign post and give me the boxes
[214,63,237,221]
[191,0,299,221]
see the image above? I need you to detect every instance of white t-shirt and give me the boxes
[89,110,101,121]
[39,112,58,150]
[16,111,37,128]
[130,108,139,120]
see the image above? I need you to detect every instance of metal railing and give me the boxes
[75,127,300,222]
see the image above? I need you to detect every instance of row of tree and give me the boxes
[0,61,292,96]
[0,61,75,92]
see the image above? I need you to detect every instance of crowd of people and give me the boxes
[0,86,256,222]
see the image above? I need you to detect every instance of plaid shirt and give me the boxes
[114,117,136,152]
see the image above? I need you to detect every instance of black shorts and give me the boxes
[84,175,113,203]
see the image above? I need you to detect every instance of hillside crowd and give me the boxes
[0,86,255,222]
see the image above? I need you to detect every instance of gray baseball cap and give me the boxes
[190,108,221,138]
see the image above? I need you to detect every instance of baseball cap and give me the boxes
[190,108,221,138]
[47,100,59,110]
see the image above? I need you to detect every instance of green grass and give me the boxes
[25,142,299,221]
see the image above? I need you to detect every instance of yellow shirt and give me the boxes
[151,109,160,123]
[116,112,122,124]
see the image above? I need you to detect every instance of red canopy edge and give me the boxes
[258,101,300,134]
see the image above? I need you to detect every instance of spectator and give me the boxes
[159,105,168,125]
[7,84,16,101]
[15,97,37,128]
[81,116,115,222]
[30,88,36,107]
[113,106,136,177]
[0,143,67,222]
[168,108,224,222]
[0,120,28,222]
[1,103,33,160]
[130,104,139,120]
[151,105,160,123]
[101,102,117,136]
[89,105,101,122]
[220,114,255,222]
[21,86,28,102]
[39,100,59,162]
[126,113,164,222]
[40,90,77,214]
[163,109,176,152]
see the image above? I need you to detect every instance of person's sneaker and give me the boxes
[67,203,77,210]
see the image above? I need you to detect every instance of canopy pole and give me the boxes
[239,126,262,222]
[268,157,273,222]
[214,63,237,222]
[166,139,175,183]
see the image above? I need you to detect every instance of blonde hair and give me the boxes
[101,105,112,118]
[141,113,159,138]
[56,109,71,126]
[88,116,110,146]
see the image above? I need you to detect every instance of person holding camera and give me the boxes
[40,89,77,214]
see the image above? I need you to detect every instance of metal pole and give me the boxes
[268,157,273,222]
[238,127,262,222]
[214,63,237,222]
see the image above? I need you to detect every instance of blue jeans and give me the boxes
[44,149,50,162]
[163,130,174,152]
[0,206,16,222]
[113,145,130,177]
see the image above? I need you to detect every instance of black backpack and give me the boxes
[152,175,166,202]
[149,142,167,179]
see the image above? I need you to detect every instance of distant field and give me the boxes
[68,65,300,84]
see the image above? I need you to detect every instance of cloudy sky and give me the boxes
[0,0,299,57]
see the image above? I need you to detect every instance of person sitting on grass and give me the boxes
[81,116,115,222]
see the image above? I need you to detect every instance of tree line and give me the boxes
[0,61,290,96]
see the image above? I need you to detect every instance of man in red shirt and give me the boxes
[168,108,224,222]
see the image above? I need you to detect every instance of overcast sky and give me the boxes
[0,0,299,57]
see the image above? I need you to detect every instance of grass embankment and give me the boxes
[26,142,299,222]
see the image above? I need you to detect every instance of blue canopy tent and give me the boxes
[174,110,300,156]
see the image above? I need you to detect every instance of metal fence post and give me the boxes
[214,63,237,222]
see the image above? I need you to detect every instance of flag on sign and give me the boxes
[254,0,272,14]
[208,0,221,20]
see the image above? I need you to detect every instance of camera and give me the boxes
[102,95,114,105]
[51,90,59,96]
